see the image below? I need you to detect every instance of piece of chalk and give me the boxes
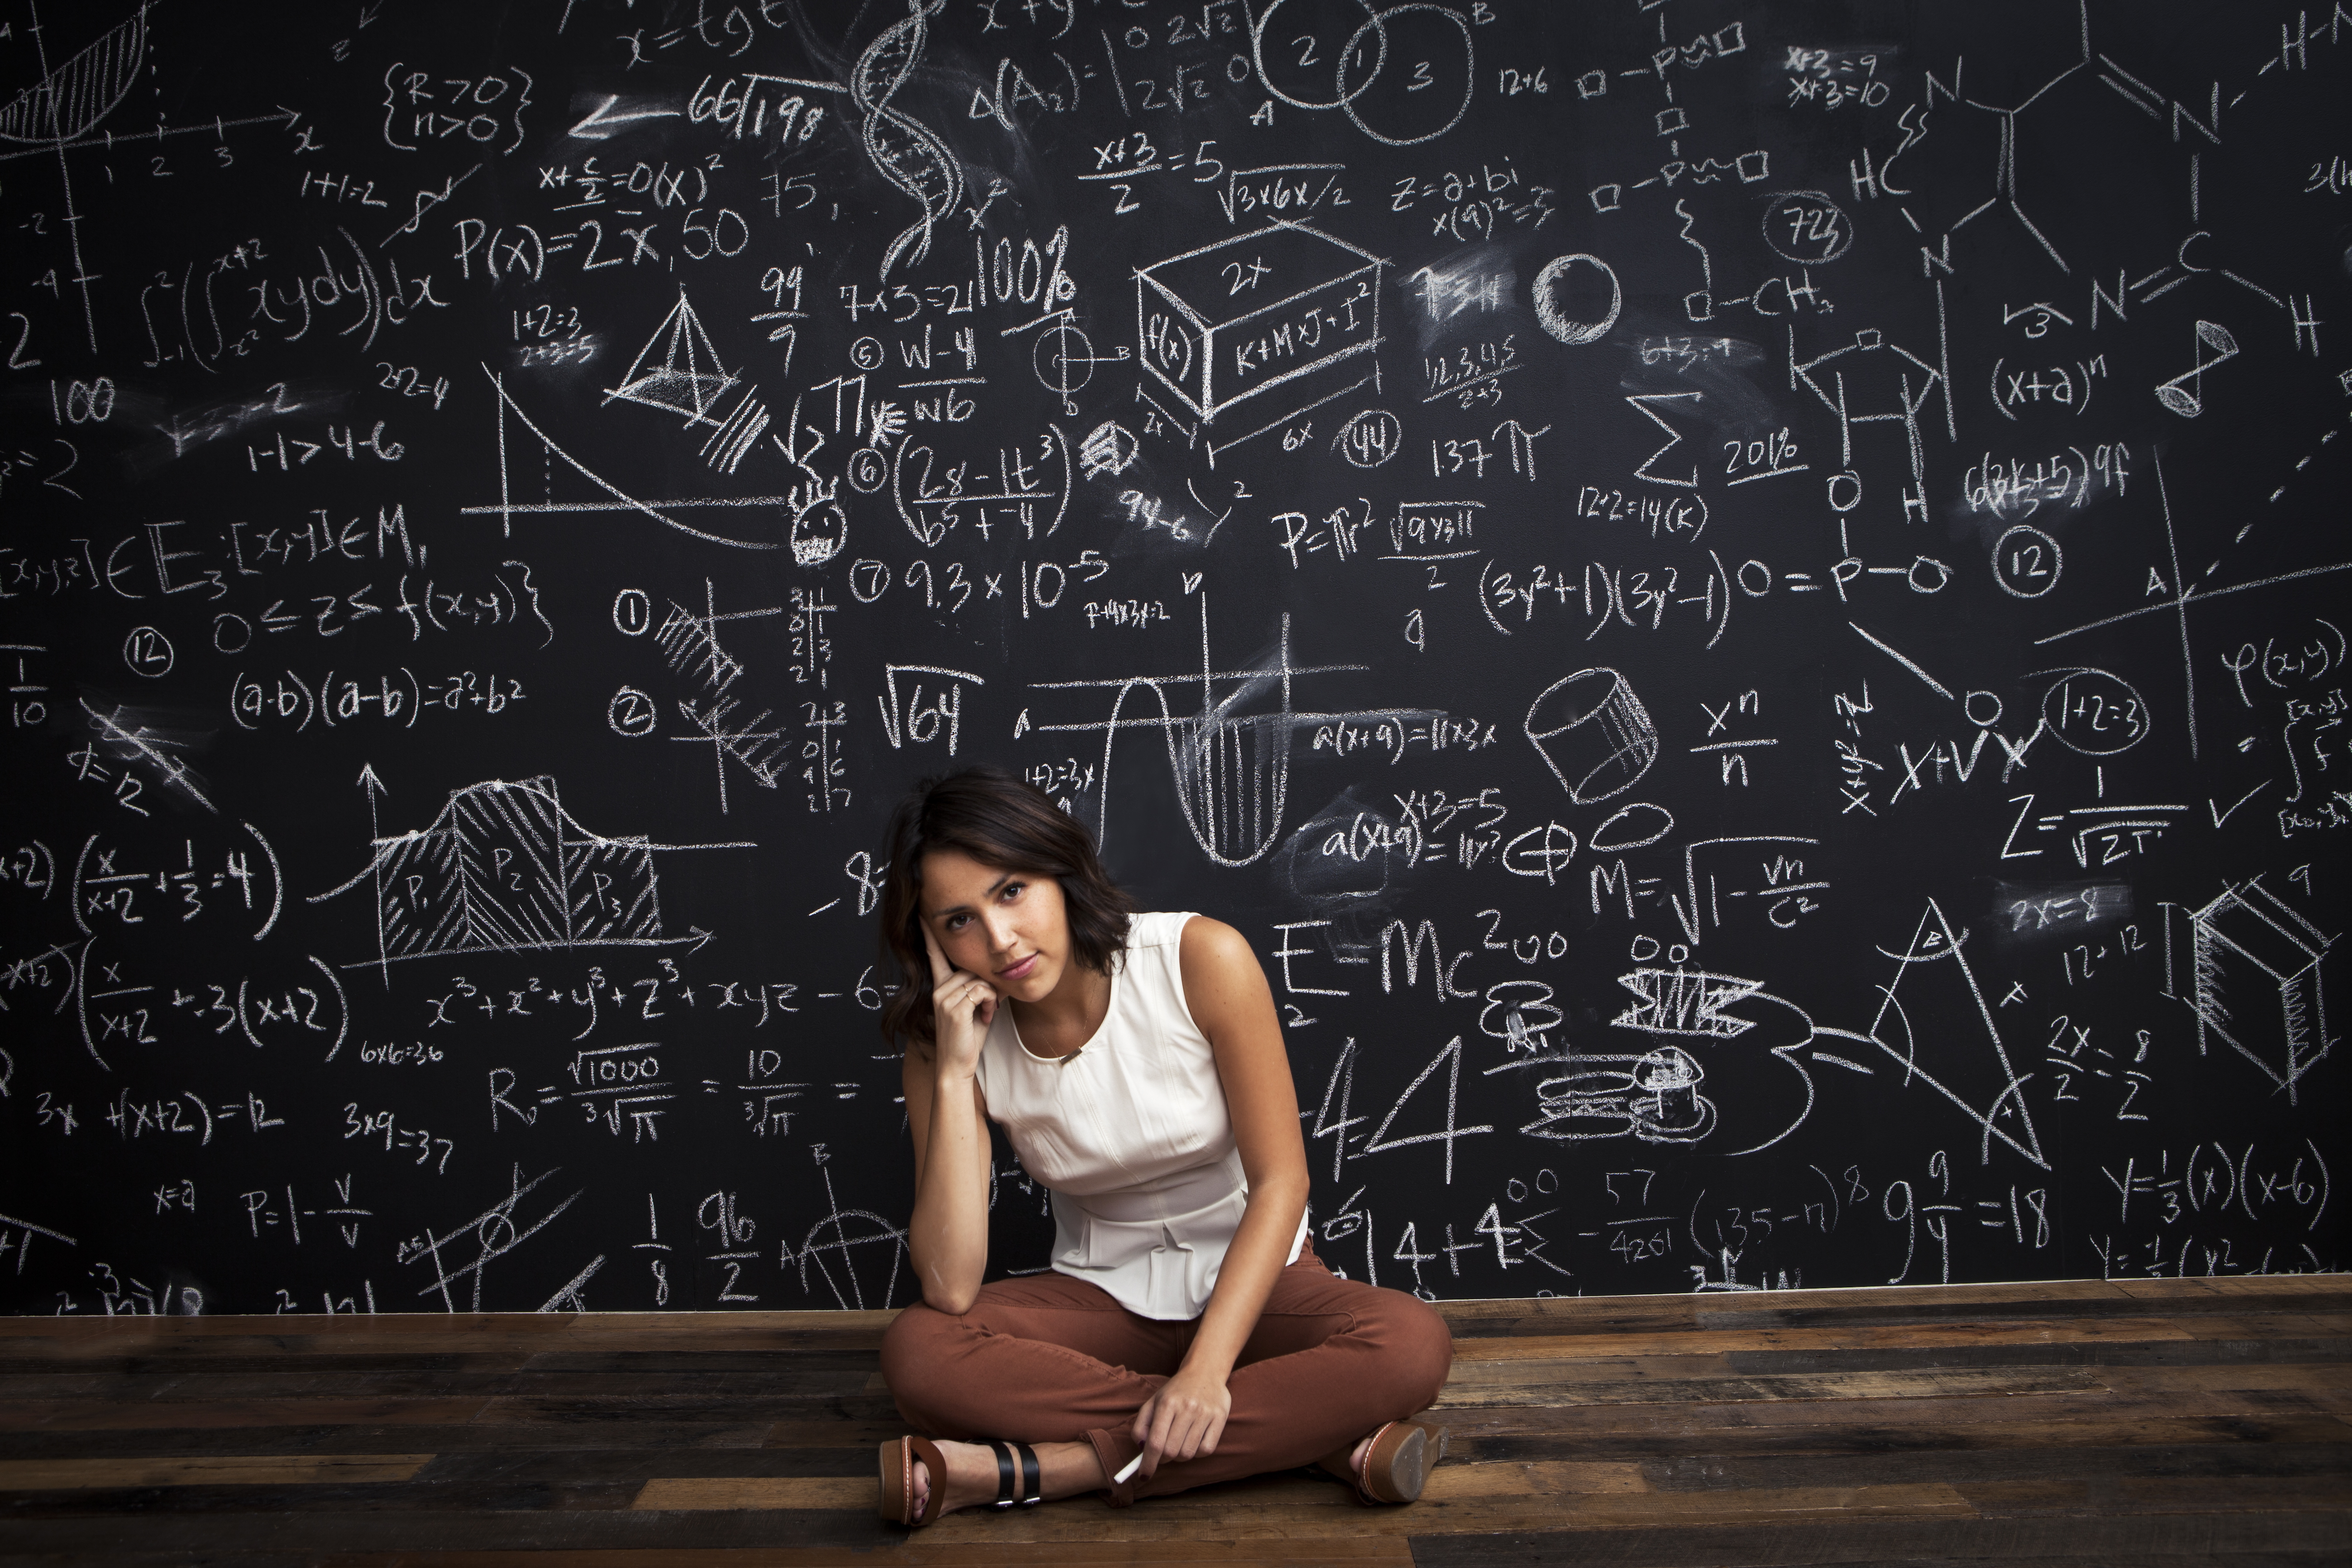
[1113,1452,1144,1485]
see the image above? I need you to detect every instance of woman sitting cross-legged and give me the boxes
[874,767,1455,1525]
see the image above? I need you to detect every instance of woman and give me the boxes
[874,768,1455,1525]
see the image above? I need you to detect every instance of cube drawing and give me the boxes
[1135,223,1384,434]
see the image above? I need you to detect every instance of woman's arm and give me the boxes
[901,929,997,1315]
[1131,915,1311,1477]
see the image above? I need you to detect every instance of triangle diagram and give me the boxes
[603,289,739,424]
[1865,898,2048,1169]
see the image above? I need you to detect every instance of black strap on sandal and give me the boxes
[984,1440,1043,1508]
[1015,1441,1042,1506]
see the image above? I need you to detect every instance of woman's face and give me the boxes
[918,848,1071,1005]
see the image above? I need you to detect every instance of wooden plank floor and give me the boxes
[1,1275,2346,1566]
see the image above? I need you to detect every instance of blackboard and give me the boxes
[2,0,2344,1317]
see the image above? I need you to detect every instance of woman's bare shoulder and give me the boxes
[1176,913,1252,964]
[1177,915,1272,1013]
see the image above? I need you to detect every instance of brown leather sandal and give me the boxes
[1348,1419,1449,1505]
[877,1434,950,1527]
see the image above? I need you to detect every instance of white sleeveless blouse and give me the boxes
[974,910,1307,1320]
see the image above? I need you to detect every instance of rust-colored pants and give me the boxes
[879,1241,1453,1506]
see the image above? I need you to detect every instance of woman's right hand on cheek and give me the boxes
[924,926,996,1078]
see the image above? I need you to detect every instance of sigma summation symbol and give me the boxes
[0,0,2343,1315]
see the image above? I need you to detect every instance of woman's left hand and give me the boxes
[1130,1363,1232,1479]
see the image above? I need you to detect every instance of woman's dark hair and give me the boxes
[877,767,1134,1052]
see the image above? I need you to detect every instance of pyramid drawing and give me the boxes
[319,777,667,963]
[603,289,739,424]
[1864,899,2048,1169]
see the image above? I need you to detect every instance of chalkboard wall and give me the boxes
[2,0,2344,1316]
